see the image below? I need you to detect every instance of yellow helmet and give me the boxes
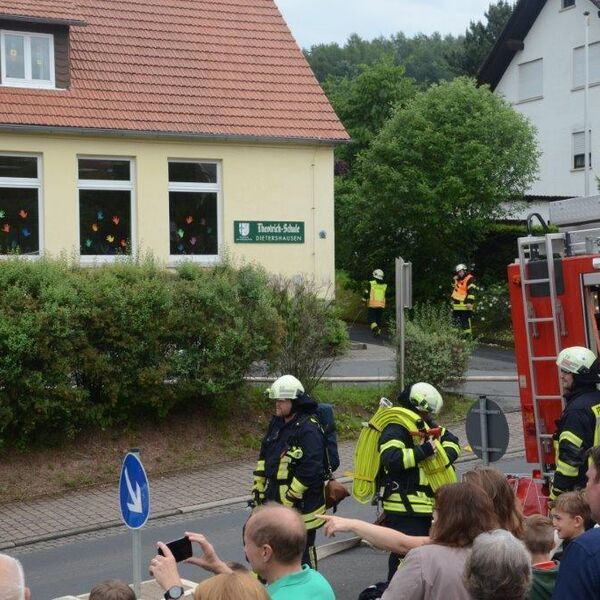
[556,346,597,375]
[409,382,443,415]
[266,374,304,400]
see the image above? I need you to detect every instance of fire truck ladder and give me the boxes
[517,231,565,477]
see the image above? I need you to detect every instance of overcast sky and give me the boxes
[274,0,496,49]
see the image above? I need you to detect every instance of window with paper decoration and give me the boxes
[78,158,132,256]
[168,161,220,257]
[0,155,40,255]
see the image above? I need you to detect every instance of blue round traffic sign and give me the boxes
[119,452,150,529]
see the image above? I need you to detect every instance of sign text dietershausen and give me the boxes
[234,221,305,243]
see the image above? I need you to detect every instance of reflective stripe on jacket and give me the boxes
[368,280,387,308]
[378,409,460,515]
[451,273,476,310]
[255,413,326,529]
[550,385,600,499]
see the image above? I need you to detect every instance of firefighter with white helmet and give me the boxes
[378,382,461,581]
[551,346,600,499]
[362,268,387,337]
[451,263,477,335]
[251,374,326,569]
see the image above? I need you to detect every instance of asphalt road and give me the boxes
[12,456,530,600]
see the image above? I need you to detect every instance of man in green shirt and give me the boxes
[150,502,335,600]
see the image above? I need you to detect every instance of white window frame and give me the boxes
[572,130,591,171]
[573,42,600,89]
[77,156,136,264]
[168,159,222,265]
[0,153,43,259]
[1,30,55,89]
[518,58,543,103]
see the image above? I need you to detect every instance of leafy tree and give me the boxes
[336,77,539,301]
[458,1,514,76]
[324,57,416,171]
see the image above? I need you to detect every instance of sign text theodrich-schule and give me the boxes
[234,221,305,243]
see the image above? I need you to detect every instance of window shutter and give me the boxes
[574,43,600,87]
[519,59,543,101]
[573,132,585,156]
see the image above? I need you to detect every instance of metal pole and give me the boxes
[131,448,142,598]
[395,258,405,390]
[479,395,489,466]
[584,10,591,197]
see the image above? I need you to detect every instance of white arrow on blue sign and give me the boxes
[119,452,150,529]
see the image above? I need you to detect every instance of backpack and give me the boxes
[315,403,340,473]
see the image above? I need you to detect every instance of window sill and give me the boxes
[514,95,544,105]
[572,81,600,92]
[1,80,56,90]
[559,5,576,12]
[0,253,40,261]
[168,255,221,267]
[80,255,133,266]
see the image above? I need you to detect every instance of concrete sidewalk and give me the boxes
[0,410,526,550]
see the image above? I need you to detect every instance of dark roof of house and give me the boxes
[477,0,546,90]
[0,0,349,143]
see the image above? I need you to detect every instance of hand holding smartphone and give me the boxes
[158,536,193,562]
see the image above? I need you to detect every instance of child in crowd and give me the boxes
[522,515,559,600]
[549,490,591,561]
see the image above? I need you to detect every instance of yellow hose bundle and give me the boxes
[352,405,457,504]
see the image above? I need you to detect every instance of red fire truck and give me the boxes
[508,204,600,489]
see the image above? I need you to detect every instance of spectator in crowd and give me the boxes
[149,503,335,600]
[0,554,30,600]
[89,580,136,600]
[521,515,558,600]
[194,572,269,600]
[464,529,531,600]
[320,466,524,558]
[549,490,591,561]
[381,482,497,599]
[463,466,524,538]
[553,445,600,598]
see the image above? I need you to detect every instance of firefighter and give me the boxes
[362,269,387,337]
[451,263,476,335]
[379,382,461,581]
[550,346,600,499]
[251,374,326,570]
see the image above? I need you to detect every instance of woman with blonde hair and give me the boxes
[194,572,269,600]
[463,466,524,538]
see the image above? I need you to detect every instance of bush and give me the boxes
[474,281,511,338]
[400,303,474,391]
[266,276,350,393]
[169,262,282,405]
[0,258,87,448]
[0,258,283,448]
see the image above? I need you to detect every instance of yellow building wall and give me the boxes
[0,133,336,290]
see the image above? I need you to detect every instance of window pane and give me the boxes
[78,159,130,181]
[169,162,217,183]
[4,34,25,79]
[0,187,39,255]
[0,156,37,178]
[563,0,575,7]
[79,190,131,255]
[30,36,50,81]
[169,192,218,255]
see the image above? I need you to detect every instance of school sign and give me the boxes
[234,221,304,243]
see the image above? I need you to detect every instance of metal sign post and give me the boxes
[119,449,151,598]
[465,396,510,465]
[395,257,413,390]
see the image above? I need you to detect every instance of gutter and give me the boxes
[0,123,351,147]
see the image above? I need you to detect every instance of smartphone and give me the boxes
[158,536,193,562]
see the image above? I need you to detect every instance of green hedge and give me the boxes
[0,258,346,448]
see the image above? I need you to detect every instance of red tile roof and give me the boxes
[1,0,84,24]
[0,0,349,143]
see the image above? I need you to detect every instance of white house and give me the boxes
[478,0,600,221]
